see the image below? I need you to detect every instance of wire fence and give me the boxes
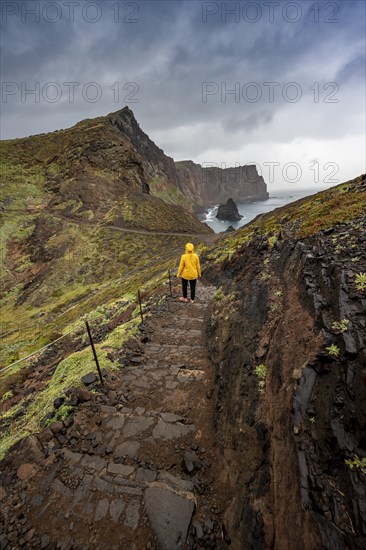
[0,268,178,457]
[0,268,175,379]
[0,324,84,376]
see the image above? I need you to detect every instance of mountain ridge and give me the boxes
[1,107,269,216]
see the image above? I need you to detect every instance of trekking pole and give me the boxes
[85,320,104,386]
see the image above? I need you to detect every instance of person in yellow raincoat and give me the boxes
[177,243,201,303]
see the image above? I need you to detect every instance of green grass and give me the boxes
[325,344,341,358]
[355,273,366,292]
[103,193,209,233]
[148,177,188,208]
[255,364,267,393]
[0,309,143,459]
[0,217,188,370]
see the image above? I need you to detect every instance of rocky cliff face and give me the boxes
[106,110,269,211]
[107,108,180,196]
[203,174,366,549]
[175,160,269,211]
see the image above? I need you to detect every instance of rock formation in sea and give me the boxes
[216,198,243,221]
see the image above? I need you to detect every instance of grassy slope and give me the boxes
[0,217,199,457]
[0,112,210,365]
[0,115,211,457]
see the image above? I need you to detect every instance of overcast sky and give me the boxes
[1,0,365,190]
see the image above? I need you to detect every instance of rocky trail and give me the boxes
[0,284,233,550]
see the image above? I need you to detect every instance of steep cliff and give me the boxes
[175,160,269,211]
[203,174,366,548]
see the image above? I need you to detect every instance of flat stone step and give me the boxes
[144,487,195,550]
[144,344,205,351]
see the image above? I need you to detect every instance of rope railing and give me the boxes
[0,266,182,459]
[0,324,84,376]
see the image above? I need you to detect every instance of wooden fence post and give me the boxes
[85,320,104,386]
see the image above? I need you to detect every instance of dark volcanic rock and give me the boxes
[216,198,242,221]
[183,451,196,473]
[74,387,92,403]
[81,372,97,386]
[144,487,195,550]
[53,397,64,409]
[205,194,366,549]
[225,225,236,232]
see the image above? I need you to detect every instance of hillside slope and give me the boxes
[0,107,209,228]
[0,108,213,372]
[202,173,366,548]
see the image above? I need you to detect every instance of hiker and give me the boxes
[177,243,201,303]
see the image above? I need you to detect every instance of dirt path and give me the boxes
[51,212,221,245]
[0,284,233,549]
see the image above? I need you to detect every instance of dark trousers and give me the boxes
[182,278,196,300]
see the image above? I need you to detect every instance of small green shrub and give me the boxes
[355,273,366,291]
[345,455,366,474]
[213,288,225,301]
[255,363,267,393]
[46,404,75,426]
[331,319,349,332]
[268,236,278,248]
[325,344,341,357]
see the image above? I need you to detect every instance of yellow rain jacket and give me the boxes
[177,243,202,280]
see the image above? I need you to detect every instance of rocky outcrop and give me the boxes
[107,108,182,204]
[216,198,242,221]
[204,178,366,549]
[175,160,269,210]
[107,110,269,212]
[43,107,189,219]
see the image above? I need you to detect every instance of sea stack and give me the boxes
[216,198,243,221]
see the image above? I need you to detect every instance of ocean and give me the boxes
[201,187,326,233]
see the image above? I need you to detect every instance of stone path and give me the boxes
[1,284,232,549]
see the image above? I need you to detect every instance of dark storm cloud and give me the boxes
[0,0,365,186]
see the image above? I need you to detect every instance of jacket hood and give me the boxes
[185,243,194,253]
